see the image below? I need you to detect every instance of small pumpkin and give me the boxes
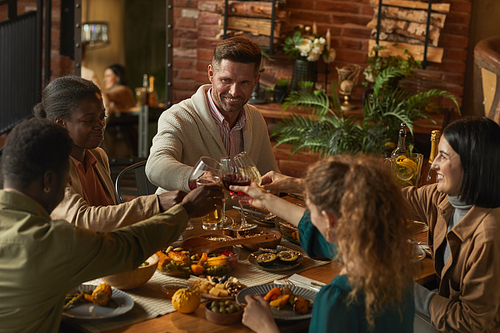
[172,288,201,314]
[92,283,112,306]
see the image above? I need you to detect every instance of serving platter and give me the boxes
[247,246,303,272]
[63,284,134,319]
[236,284,316,320]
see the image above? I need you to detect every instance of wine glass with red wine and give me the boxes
[220,157,257,231]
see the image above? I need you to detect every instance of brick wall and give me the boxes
[1,0,472,110]
[173,0,472,112]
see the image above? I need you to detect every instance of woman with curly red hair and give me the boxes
[231,155,415,332]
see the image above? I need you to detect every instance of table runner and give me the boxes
[63,239,330,333]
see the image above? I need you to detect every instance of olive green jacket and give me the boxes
[0,190,188,333]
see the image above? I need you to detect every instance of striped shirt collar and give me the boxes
[206,88,247,157]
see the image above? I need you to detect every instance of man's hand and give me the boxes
[242,295,280,333]
[261,171,305,194]
[179,185,223,218]
[158,190,187,212]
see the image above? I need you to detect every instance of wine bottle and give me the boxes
[420,130,441,186]
[148,75,158,107]
[391,123,408,158]
[141,74,149,106]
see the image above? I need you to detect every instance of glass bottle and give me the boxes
[148,75,158,108]
[391,123,408,158]
[141,74,149,106]
[420,130,441,186]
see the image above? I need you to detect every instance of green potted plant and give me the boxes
[298,81,315,93]
[271,67,460,157]
[364,45,421,87]
[274,78,289,104]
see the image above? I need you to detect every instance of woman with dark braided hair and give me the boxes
[34,76,185,231]
[231,155,415,333]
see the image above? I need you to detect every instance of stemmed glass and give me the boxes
[234,151,262,186]
[220,156,257,231]
[188,157,232,229]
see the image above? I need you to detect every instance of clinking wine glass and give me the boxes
[188,156,232,229]
[220,156,257,231]
[233,151,262,186]
[186,157,220,231]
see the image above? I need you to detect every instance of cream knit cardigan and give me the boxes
[146,84,279,192]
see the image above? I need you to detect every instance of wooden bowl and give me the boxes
[205,301,243,325]
[101,254,158,290]
[236,227,282,251]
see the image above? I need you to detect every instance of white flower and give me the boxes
[298,39,313,57]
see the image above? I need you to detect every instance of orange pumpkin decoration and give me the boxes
[172,288,201,314]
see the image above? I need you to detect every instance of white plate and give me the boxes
[236,284,316,320]
[63,284,134,319]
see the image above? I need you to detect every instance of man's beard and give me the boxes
[213,92,247,113]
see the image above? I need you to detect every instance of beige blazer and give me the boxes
[403,184,500,332]
[51,148,161,231]
[146,84,279,192]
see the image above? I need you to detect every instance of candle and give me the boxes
[326,28,331,50]
[313,22,317,35]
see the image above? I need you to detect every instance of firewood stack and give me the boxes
[367,0,451,63]
[217,0,290,50]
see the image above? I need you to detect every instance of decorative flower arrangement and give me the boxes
[282,26,336,63]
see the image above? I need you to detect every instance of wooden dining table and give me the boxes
[60,201,436,333]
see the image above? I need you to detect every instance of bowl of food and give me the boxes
[236,227,282,251]
[278,220,300,245]
[161,281,189,299]
[205,300,243,325]
[157,244,239,278]
[101,254,158,290]
[203,246,240,277]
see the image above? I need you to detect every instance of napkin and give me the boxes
[274,274,326,292]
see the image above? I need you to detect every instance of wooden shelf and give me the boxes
[256,102,444,135]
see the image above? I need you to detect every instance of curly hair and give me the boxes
[33,75,101,121]
[2,118,73,188]
[305,155,414,327]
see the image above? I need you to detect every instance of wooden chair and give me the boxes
[115,160,157,203]
[474,35,500,125]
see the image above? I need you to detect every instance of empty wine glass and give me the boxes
[220,156,257,231]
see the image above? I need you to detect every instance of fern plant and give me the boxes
[365,67,460,142]
[271,67,460,157]
[273,88,386,157]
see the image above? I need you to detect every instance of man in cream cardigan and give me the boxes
[146,37,279,192]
